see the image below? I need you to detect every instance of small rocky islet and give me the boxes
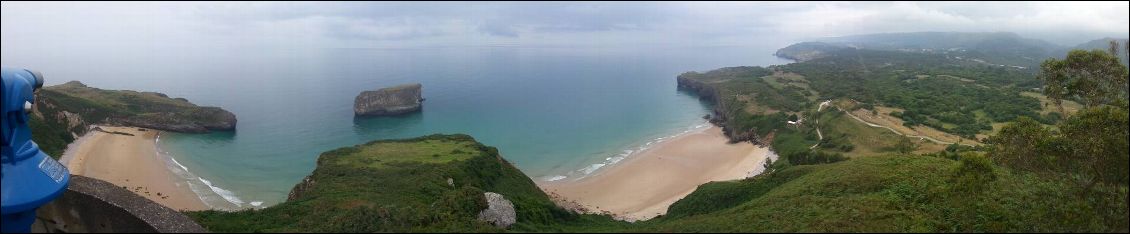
[353,83,424,117]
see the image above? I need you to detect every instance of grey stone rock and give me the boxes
[477,192,516,229]
[287,175,316,202]
[354,83,423,117]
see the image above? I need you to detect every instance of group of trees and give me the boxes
[781,48,1047,140]
[785,150,847,166]
[991,44,1130,189]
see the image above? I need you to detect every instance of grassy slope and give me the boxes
[186,134,626,232]
[186,134,1127,232]
[642,155,1128,232]
[640,47,1125,232]
[817,110,919,157]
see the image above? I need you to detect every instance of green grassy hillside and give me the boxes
[642,155,1127,232]
[186,134,626,232]
[186,135,1127,232]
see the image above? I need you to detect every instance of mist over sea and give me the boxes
[3,45,789,209]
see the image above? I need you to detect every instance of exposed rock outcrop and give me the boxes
[677,73,770,146]
[118,107,237,133]
[287,175,316,202]
[354,83,423,117]
[477,192,516,229]
[677,73,731,131]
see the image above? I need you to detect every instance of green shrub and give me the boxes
[950,153,996,193]
[786,150,847,165]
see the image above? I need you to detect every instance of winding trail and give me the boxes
[811,100,974,147]
[809,100,832,149]
[836,106,976,147]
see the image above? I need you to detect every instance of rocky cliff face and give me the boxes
[354,83,423,117]
[677,74,730,130]
[676,74,770,146]
[117,108,237,133]
[286,175,316,202]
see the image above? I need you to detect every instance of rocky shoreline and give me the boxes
[676,74,771,146]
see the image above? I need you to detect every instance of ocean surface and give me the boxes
[3,45,790,209]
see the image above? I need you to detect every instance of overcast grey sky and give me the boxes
[2,1,1128,50]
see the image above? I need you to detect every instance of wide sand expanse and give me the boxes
[539,126,774,221]
[63,126,207,211]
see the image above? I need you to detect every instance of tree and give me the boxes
[951,153,996,193]
[1038,49,1129,114]
[991,41,1130,190]
[987,117,1055,173]
[989,106,1129,189]
[893,137,917,154]
[1058,106,1129,188]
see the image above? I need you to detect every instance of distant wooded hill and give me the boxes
[776,32,1128,68]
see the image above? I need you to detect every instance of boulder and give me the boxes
[354,83,423,117]
[477,192,516,229]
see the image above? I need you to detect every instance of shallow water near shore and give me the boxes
[6,45,790,209]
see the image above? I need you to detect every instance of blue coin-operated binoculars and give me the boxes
[1,68,70,233]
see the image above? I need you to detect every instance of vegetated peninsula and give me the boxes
[188,134,617,232]
[30,81,237,157]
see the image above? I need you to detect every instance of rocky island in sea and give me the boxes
[354,83,424,117]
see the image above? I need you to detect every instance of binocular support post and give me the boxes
[1,68,70,233]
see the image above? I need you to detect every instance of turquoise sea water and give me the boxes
[4,46,789,209]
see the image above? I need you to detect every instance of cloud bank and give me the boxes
[2,1,1128,50]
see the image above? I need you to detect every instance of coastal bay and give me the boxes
[61,126,208,211]
[539,125,776,221]
[20,46,790,208]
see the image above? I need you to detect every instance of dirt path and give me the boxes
[836,106,975,147]
[809,100,831,149]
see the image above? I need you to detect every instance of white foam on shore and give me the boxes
[198,177,246,207]
[156,136,188,173]
[580,163,607,175]
[544,121,713,182]
[544,175,568,182]
[155,134,251,210]
[169,157,189,171]
[250,201,264,207]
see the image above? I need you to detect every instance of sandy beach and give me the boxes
[62,126,208,211]
[539,125,775,221]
